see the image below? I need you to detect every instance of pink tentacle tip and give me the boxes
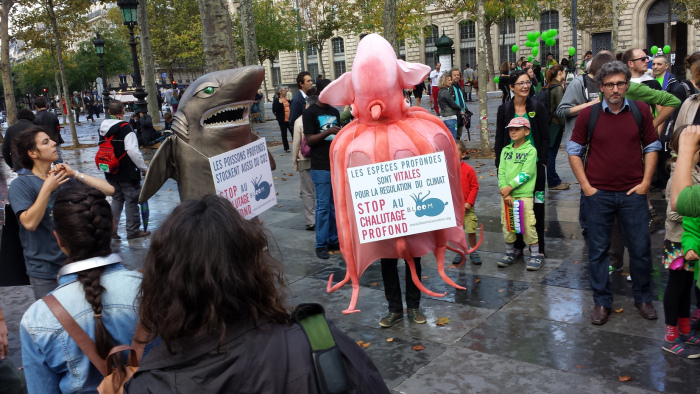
[342,309,362,315]
[326,273,335,293]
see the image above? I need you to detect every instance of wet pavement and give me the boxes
[0,97,691,393]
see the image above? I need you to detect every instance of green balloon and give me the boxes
[512,44,519,53]
[663,45,671,54]
[546,38,556,46]
[494,76,500,84]
[534,31,540,39]
[552,29,558,36]
[650,46,659,55]
[532,47,539,57]
[569,46,576,56]
[528,56,533,62]
[527,32,534,41]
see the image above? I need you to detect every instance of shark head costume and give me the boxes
[138,65,265,203]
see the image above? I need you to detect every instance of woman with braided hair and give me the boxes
[19,182,144,393]
[8,126,115,299]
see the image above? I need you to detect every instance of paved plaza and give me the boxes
[0,96,696,393]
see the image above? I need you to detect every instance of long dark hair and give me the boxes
[138,195,289,350]
[53,182,115,359]
[12,126,45,170]
[544,65,566,89]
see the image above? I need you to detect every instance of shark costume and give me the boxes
[139,66,275,203]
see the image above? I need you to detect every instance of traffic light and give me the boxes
[42,88,48,93]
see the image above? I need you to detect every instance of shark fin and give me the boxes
[138,136,177,204]
[397,60,431,89]
[319,72,355,106]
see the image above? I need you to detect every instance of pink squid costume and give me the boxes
[320,34,482,314]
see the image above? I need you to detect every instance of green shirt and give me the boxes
[498,140,537,198]
[655,75,665,89]
[512,113,535,149]
[677,185,700,218]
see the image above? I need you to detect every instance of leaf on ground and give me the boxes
[619,375,631,382]
[145,160,150,164]
[276,205,284,207]
[387,338,394,342]
[614,308,624,313]
[436,317,450,326]
[475,278,481,283]
[575,365,584,369]
[369,282,379,286]
[356,341,370,348]
[289,173,294,176]
[167,189,172,191]
[574,181,580,184]
[489,174,495,176]
[273,177,278,180]
[421,276,429,279]
[498,289,504,292]
[281,178,287,181]
[476,170,480,173]
[411,344,425,351]
[276,192,279,195]
[573,261,580,264]
[478,176,484,179]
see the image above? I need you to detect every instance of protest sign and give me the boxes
[347,151,456,243]
[209,138,277,219]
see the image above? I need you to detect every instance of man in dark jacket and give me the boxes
[289,71,313,128]
[137,112,159,146]
[98,101,149,240]
[83,91,95,122]
[1,109,36,171]
[33,97,63,163]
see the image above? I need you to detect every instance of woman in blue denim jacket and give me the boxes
[20,183,143,394]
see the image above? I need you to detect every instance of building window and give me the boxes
[540,11,560,65]
[331,37,346,79]
[424,24,439,69]
[398,39,406,61]
[498,18,516,66]
[272,56,281,86]
[459,20,476,70]
[306,42,319,79]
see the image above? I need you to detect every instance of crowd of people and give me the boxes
[2,45,700,393]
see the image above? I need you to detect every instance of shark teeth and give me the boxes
[202,103,251,127]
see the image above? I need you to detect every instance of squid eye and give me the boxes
[203,87,215,94]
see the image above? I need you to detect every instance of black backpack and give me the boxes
[532,86,554,121]
[582,100,644,168]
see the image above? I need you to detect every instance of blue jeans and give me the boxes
[546,124,563,187]
[311,169,338,249]
[442,118,457,139]
[585,190,652,308]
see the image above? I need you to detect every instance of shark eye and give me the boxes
[203,87,215,94]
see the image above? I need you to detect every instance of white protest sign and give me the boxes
[347,152,456,243]
[209,138,276,219]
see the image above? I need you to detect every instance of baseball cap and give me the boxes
[505,117,530,129]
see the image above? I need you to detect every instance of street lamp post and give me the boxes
[116,0,148,114]
[92,33,111,109]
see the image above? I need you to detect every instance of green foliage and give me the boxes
[558,0,629,33]
[674,0,700,29]
[232,0,300,64]
[296,0,342,54]
[12,0,91,52]
[434,0,550,26]
[335,0,426,43]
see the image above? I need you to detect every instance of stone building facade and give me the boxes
[260,0,699,98]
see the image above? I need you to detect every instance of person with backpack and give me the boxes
[495,70,549,260]
[541,65,570,190]
[98,101,149,241]
[292,91,317,231]
[20,182,145,393]
[123,195,388,394]
[8,126,115,299]
[566,61,661,325]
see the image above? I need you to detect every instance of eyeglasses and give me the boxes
[513,80,533,87]
[630,56,649,63]
[601,81,629,90]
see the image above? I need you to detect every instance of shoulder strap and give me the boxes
[294,304,335,351]
[43,294,108,376]
[586,102,602,143]
[627,100,644,138]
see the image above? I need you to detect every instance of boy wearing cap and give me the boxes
[497,117,543,270]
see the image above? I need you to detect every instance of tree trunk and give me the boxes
[197,0,238,72]
[383,0,398,56]
[239,0,258,66]
[0,0,17,126]
[50,48,64,124]
[477,0,491,153]
[611,0,618,54]
[139,1,160,123]
[484,22,496,92]
[46,0,78,147]
[316,43,326,77]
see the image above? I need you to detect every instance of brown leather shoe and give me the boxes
[591,306,611,325]
[635,302,658,320]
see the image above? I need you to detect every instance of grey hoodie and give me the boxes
[556,74,599,142]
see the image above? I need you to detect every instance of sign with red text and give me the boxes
[209,138,276,219]
[347,152,455,243]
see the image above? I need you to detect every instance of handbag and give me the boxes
[300,135,311,158]
[472,79,479,89]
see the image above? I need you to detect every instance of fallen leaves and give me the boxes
[614,308,624,314]
[478,176,484,179]
[575,365,584,369]
[498,289,504,292]
[489,173,495,177]
[411,344,425,351]
[421,276,429,279]
[474,278,481,283]
[276,205,284,207]
[166,189,172,191]
[281,178,287,181]
[273,176,278,180]
[436,317,450,326]
[369,282,379,287]
[357,341,371,348]
[288,173,294,176]
[619,375,631,382]
[573,261,580,264]
[386,338,394,342]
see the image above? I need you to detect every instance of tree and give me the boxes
[383,0,397,54]
[296,0,343,77]
[476,0,490,153]
[335,0,426,45]
[675,0,700,28]
[238,0,259,66]
[198,0,239,72]
[559,0,629,37]
[138,0,160,122]
[1,0,17,126]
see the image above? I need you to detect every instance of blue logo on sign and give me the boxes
[410,191,448,217]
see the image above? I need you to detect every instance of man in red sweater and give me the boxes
[566,61,661,326]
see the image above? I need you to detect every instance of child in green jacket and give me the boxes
[497,117,543,271]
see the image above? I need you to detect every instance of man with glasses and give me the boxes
[623,49,662,91]
[567,61,661,326]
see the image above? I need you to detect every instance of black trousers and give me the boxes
[515,164,546,253]
[381,257,421,313]
[664,269,694,326]
[278,120,291,151]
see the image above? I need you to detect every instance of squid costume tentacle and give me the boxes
[320,34,482,314]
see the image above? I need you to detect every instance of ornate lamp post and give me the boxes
[116,0,148,113]
[92,33,111,109]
